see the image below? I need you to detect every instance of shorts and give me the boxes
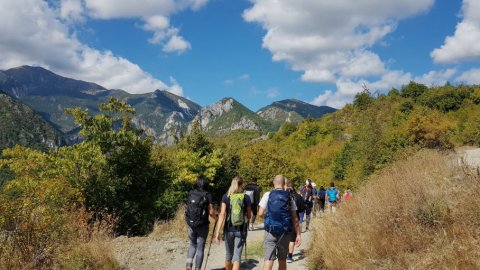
[289,231,296,242]
[251,204,258,216]
[225,231,245,262]
[264,231,290,261]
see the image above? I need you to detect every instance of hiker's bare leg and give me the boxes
[263,260,274,270]
[278,259,287,270]
[288,242,294,254]
[225,261,233,270]
[233,261,240,270]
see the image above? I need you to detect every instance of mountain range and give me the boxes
[0,65,336,145]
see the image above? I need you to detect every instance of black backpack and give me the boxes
[185,191,209,228]
[294,193,305,213]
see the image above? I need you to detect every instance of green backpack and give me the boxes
[229,193,245,226]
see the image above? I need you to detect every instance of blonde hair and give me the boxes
[227,176,244,197]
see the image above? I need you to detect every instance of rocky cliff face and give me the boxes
[189,98,269,135]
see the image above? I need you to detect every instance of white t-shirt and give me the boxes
[259,191,297,213]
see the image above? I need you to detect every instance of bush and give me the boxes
[401,81,427,101]
[417,85,472,112]
[405,109,455,149]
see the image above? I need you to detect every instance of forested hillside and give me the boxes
[1,82,480,268]
[0,91,63,152]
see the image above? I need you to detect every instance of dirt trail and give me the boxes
[112,148,480,270]
[113,221,315,270]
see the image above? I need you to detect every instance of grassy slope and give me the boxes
[308,150,480,269]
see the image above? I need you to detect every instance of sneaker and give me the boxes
[287,256,293,263]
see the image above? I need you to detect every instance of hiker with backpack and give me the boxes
[184,176,216,270]
[326,182,340,213]
[317,185,326,213]
[215,176,252,270]
[259,175,301,270]
[244,177,262,230]
[311,182,318,217]
[300,179,314,230]
[286,181,304,263]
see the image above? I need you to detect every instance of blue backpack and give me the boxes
[264,190,292,234]
[326,188,338,202]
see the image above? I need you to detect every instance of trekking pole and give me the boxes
[203,215,218,270]
[244,219,249,261]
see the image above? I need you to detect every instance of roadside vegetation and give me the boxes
[308,150,480,269]
[1,82,480,268]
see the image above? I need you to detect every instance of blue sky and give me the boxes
[1,0,480,110]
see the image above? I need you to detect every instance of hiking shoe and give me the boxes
[287,256,293,263]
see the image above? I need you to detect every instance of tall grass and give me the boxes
[150,205,188,239]
[308,150,480,269]
[150,204,219,240]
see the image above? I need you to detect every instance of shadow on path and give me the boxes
[210,259,259,270]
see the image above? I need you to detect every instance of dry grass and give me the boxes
[308,150,480,270]
[56,240,120,270]
[150,204,188,239]
[149,205,218,240]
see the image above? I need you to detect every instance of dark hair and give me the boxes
[252,177,258,183]
[197,176,208,191]
[287,181,294,188]
[330,182,335,188]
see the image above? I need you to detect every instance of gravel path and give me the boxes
[113,221,313,270]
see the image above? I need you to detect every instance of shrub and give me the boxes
[401,81,427,101]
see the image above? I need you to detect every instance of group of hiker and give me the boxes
[184,175,352,270]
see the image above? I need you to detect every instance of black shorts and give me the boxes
[251,204,258,216]
[290,231,296,242]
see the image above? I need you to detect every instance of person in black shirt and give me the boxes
[244,177,262,230]
[215,176,252,270]
[185,176,215,270]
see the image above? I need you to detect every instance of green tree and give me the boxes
[353,88,374,110]
[66,97,166,235]
[400,81,427,101]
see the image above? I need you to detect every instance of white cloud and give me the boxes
[0,0,182,95]
[78,0,209,53]
[244,0,433,83]
[163,35,191,53]
[340,51,386,77]
[414,69,456,86]
[143,15,170,31]
[244,0,434,107]
[301,70,336,83]
[310,68,461,108]
[311,70,413,108]
[456,68,480,84]
[60,0,85,22]
[432,0,480,63]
